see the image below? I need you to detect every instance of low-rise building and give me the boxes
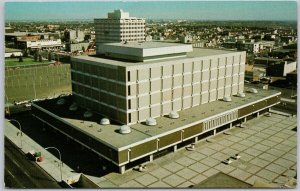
[65,42,90,53]
[5,48,23,58]
[266,61,297,77]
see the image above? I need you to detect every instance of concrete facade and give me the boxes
[71,45,246,125]
[94,9,145,53]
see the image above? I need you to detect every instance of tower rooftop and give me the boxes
[98,41,193,62]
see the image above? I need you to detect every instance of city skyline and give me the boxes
[5,1,297,22]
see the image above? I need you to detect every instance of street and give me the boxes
[4,138,61,188]
[9,112,115,177]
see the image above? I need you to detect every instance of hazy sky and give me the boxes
[4,1,297,21]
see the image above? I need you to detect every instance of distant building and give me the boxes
[266,61,297,77]
[179,35,193,43]
[5,48,23,58]
[286,71,297,86]
[5,32,60,49]
[65,42,90,53]
[254,57,283,67]
[236,41,260,53]
[16,39,62,50]
[192,40,208,48]
[94,9,145,53]
[64,29,85,43]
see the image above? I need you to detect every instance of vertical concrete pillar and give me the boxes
[173,145,177,152]
[149,155,153,162]
[229,123,233,129]
[194,137,198,143]
[213,129,216,135]
[243,117,247,123]
[257,112,259,117]
[119,165,125,174]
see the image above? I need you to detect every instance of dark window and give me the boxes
[128,100,131,109]
[128,86,131,95]
[128,113,132,123]
[127,71,130,81]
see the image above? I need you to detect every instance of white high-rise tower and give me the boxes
[95,9,145,53]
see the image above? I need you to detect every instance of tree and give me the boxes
[22,49,28,57]
[34,52,38,62]
[19,56,23,62]
[38,54,42,62]
[48,53,52,61]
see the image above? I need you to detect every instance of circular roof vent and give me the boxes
[146,117,157,126]
[237,92,246,97]
[119,125,131,134]
[83,110,93,118]
[223,96,232,102]
[169,111,179,119]
[69,103,78,111]
[248,88,258,94]
[100,118,110,125]
[56,98,66,105]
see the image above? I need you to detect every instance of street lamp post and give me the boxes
[45,147,63,182]
[9,119,22,149]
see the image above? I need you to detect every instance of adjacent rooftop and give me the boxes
[34,87,280,150]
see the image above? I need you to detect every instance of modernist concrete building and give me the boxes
[71,42,247,125]
[94,9,145,53]
[32,42,281,174]
[31,10,281,174]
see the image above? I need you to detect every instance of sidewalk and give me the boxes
[4,119,79,184]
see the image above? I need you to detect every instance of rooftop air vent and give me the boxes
[169,111,179,119]
[56,98,66,105]
[146,117,157,126]
[237,92,246,97]
[69,103,78,111]
[223,96,232,102]
[119,125,131,134]
[83,110,93,118]
[248,88,258,94]
[100,118,110,125]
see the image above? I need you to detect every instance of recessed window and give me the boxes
[128,86,131,96]
[127,71,130,82]
[128,99,131,109]
[128,113,132,123]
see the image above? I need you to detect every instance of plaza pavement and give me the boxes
[5,111,297,188]
[95,112,297,188]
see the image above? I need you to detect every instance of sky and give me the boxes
[4,1,298,21]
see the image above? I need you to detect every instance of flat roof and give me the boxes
[98,42,193,61]
[72,48,239,68]
[103,41,189,49]
[35,86,280,150]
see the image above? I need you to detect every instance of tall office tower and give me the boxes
[94,9,145,54]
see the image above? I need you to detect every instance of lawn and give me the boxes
[5,57,51,67]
